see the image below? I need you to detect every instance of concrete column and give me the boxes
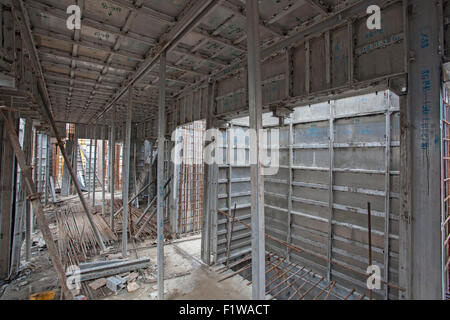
[246,0,266,300]
[400,0,442,299]
[157,51,167,300]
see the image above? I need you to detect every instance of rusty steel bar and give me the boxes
[324,281,336,300]
[267,266,306,297]
[287,272,314,300]
[218,262,252,283]
[344,288,356,300]
[218,209,403,292]
[217,253,252,274]
[297,275,325,300]
[313,279,335,300]
[265,261,298,290]
[246,255,282,286]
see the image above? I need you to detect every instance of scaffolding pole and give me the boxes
[157,51,167,300]
[122,87,133,257]
[246,0,266,300]
[110,106,116,231]
[93,123,98,208]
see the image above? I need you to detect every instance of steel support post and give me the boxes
[384,102,392,299]
[122,88,133,258]
[74,130,79,195]
[327,102,335,281]
[33,127,38,185]
[60,139,71,197]
[37,134,42,194]
[110,107,116,230]
[246,0,266,300]
[88,132,93,200]
[24,118,32,262]
[102,124,106,216]
[148,141,154,206]
[133,141,139,208]
[226,124,233,256]
[201,81,218,265]
[93,123,98,207]
[44,135,50,205]
[403,0,442,299]
[71,131,77,195]
[157,52,167,300]
[287,122,293,261]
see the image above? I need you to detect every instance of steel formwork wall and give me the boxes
[215,91,400,299]
[442,86,450,299]
[155,2,405,143]
[216,125,252,264]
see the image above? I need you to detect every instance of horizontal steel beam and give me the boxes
[67,258,151,282]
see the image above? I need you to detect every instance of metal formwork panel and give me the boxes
[354,2,404,81]
[216,125,252,264]
[261,91,400,300]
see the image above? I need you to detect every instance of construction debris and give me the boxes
[127,282,140,293]
[67,258,150,282]
[127,272,139,283]
[55,203,117,268]
[106,276,127,294]
[88,278,107,291]
[109,199,171,241]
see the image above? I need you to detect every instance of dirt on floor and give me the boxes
[0,249,62,300]
[102,236,252,300]
[0,233,252,300]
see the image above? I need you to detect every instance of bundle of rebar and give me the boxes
[55,203,117,268]
[177,121,205,235]
[109,199,171,241]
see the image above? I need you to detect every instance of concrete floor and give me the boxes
[0,235,252,300]
[104,236,252,300]
[0,189,252,300]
